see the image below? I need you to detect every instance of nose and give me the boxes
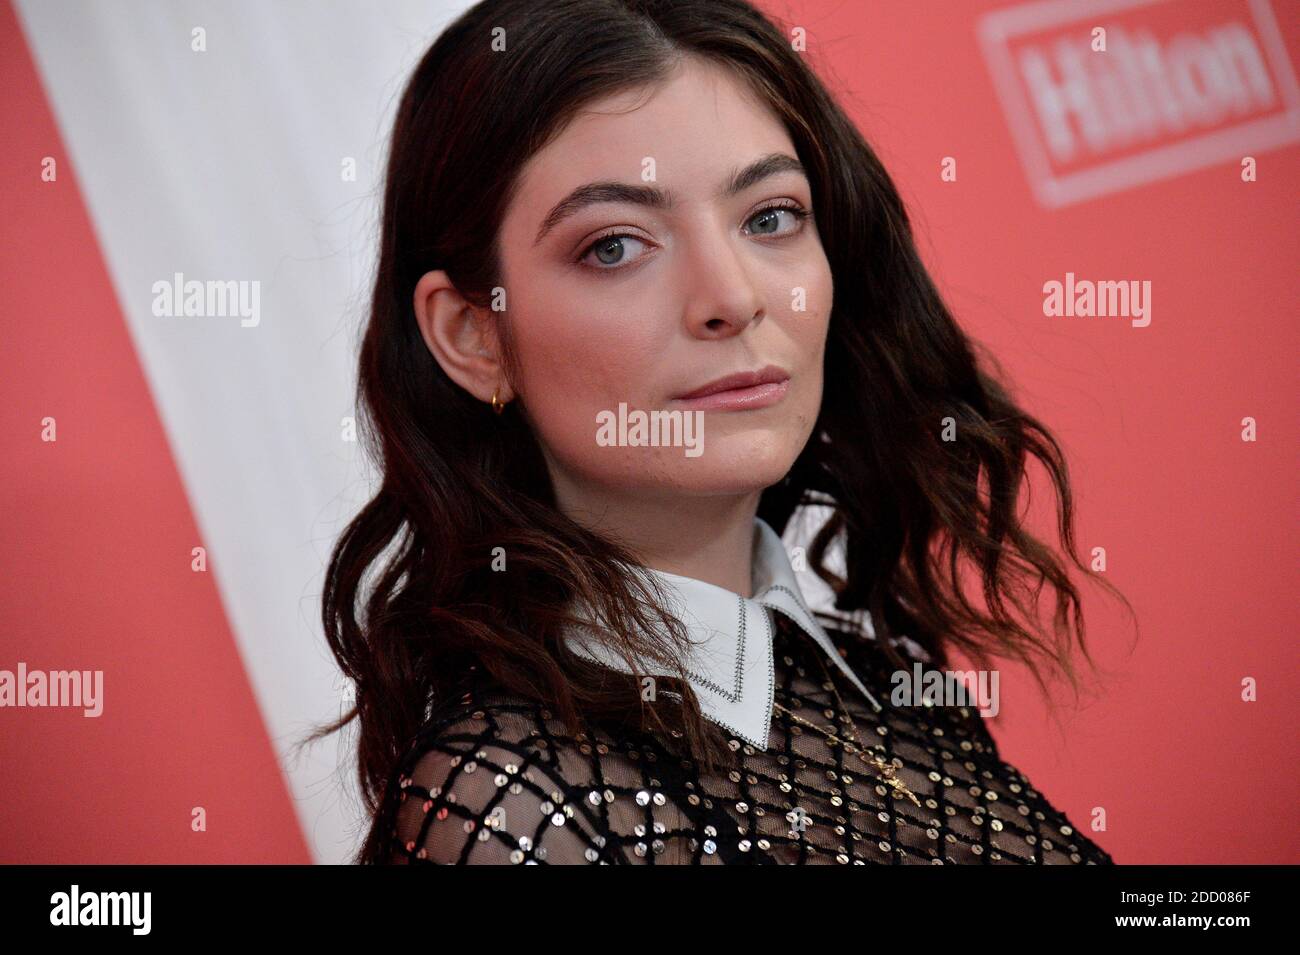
[679,224,766,339]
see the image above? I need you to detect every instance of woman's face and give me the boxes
[495,56,833,511]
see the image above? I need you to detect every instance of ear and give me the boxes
[412,270,512,405]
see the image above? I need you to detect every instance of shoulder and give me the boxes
[373,688,709,864]
[374,692,607,864]
[822,620,1114,865]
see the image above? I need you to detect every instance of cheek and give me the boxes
[787,266,833,428]
[808,266,834,366]
[512,305,659,403]
[507,293,666,473]
[808,262,834,346]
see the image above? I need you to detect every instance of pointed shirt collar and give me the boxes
[563,516,881,751]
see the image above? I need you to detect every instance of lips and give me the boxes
[669,364,792,412]
[673,364,790,400]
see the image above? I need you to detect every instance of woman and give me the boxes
[315,0,1129,864]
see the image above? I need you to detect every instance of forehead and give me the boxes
[505,57,797,222]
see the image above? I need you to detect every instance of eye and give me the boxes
[575,202,811,273]
[578,232,653,271]
[744,202,811,238]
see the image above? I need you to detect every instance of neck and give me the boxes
[552,478,761,597]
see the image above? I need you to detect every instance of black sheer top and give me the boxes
[372,611,1114,865]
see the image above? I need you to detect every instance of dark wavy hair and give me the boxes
[306,0,1134,864]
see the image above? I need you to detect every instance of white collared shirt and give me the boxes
[563,516,882,751]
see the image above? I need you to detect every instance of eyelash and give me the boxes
[575,200,812,272]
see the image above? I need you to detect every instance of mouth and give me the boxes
[670,364,791,412]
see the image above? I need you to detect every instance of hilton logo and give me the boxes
[978,0,1300,206]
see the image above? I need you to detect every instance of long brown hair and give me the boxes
[307,0,1134,863]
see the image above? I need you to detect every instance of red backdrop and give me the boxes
[2,0,1295,863]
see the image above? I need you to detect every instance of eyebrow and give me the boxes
[533,152,807,246]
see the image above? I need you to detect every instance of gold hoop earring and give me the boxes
[490,387,507,414]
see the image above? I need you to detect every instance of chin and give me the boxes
[674,432,803,491]
[573,420,811,496]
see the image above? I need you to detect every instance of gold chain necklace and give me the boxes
[771,649,922,808]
